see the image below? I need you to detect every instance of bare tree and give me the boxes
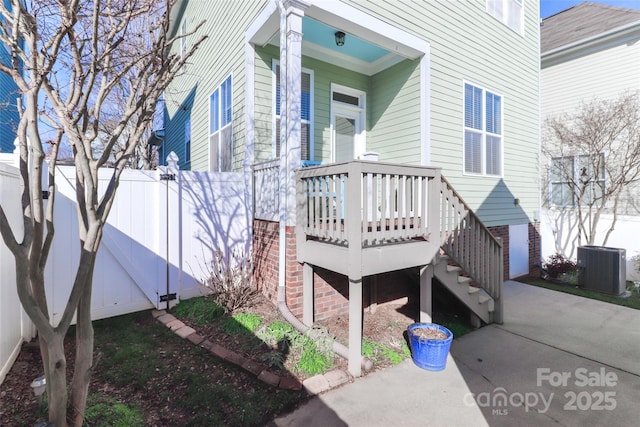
[0,1,205,425]
[543,92,640,252]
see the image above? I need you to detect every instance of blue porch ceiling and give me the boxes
[302,17,390,63]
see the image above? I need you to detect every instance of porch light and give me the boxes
[335,31,345,46]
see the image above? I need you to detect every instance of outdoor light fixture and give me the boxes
[335,31,345,46]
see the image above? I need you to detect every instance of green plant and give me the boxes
[84,397,143,427]
[256,321,297,345]
[222,312,262,334]
[173,297,225,325]
[297,346,333,376]
[260,350,286,369]
[256,321,335,376]
[361,338,407,366]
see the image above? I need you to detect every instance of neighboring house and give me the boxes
[0,29,20,152]
[540,2,640,278]
[165,0,540,376]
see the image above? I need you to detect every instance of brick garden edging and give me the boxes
[151,310,351,394]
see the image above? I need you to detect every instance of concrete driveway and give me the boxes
[272,281,640,426]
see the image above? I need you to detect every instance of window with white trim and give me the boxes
[209,75,233,172]
[464,83,502,176]
[550,154,606,207]
[273,62,312,160]
[487,0,524,35]
[184,116,191,165]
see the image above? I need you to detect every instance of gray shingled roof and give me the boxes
[541,2,640,54]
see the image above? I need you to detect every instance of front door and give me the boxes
[331,85,365,163]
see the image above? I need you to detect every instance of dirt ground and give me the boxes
[0,296,418,425]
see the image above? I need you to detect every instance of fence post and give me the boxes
[157,151,180,309]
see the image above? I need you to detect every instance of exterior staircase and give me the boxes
[436,176,503,325]
[433,254,495,324]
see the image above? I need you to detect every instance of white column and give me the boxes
[348,277,363,377]
[420,264,433,323]
[279,0,305,227]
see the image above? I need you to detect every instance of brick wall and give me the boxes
[254,219,539,321]
[529,221,542,277]
[252,220,350,321]
[488,224,510,281]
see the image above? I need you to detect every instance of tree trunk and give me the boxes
[47,333,69,427]
[69,265,95,426]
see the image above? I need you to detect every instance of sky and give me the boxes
[541,0,640,18]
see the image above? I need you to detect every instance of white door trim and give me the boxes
[330,84,365,162]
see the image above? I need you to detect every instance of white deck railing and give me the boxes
[254,160,503,323]
[439,175,503,322]
[295,161,441,248]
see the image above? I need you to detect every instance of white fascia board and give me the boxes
[246,0,279,46]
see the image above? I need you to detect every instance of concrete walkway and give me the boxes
[272,280,640,426]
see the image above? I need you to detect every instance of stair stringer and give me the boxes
[433,255,494,324]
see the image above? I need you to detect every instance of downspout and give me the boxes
[274,1,371,372]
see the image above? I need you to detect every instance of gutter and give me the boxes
[542,19,640,65]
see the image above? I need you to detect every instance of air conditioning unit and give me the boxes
[577,246,626,296]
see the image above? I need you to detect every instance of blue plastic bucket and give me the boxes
[407,323,453,371]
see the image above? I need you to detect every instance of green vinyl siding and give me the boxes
[344,0,540,227]
[254,44,369,164]
[368,59,421,164]
[166,0,539,227]
[164,0,265,171]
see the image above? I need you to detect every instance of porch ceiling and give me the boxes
[248,0,429,76]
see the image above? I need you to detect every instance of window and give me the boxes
[184,116,191,165]
[209,75,233,172]
[487,0,524,35]
[464,83,502,176]
[550,154,606,207]
[273,62,312,160]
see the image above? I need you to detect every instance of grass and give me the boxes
[87,311,304,425]
[84,397,144,427]
[520,277,640,311]
[172,297,225,325]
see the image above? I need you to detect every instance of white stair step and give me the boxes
[457,276,472,285]
[446,265,462,273]
[468,286,480,294]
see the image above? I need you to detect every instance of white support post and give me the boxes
[348,277,363,377]
[157,151,180,310]
[303,263,314,326]
[420,264,433,323]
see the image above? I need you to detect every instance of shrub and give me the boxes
[202,249,260,313]
[543,253,577,278]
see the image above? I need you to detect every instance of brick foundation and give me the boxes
[253,219,539,321]
[529,221,542,277]
[488,225,510,281]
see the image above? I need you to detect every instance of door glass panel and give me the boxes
[335,116,356,162]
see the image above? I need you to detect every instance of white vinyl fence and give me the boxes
[0,160,34,385]
[1,153,250,384]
